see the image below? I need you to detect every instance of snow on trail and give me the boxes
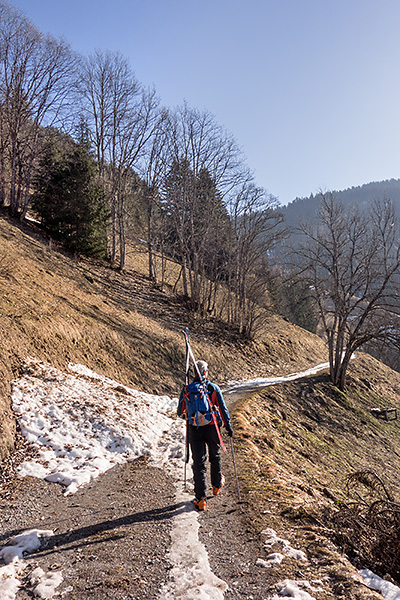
[1,357,227,600]
[12,359,179,494]
[0,530,62,599]
[160,486,227,600]
[1,356,398,599]
[223,361,331,391]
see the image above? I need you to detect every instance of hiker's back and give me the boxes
[185,381,213,427]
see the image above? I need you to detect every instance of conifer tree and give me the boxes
[32,135,109,258]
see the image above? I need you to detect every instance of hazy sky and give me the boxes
[9,0,400,205]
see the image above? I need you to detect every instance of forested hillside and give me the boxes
[3,1,400,423]
[0,212,329,461]
[0,1,287,342]
[281,178,400,228]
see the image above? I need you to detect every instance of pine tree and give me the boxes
[32,134,109,258]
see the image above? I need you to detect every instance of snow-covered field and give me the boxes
[0,357,398,599]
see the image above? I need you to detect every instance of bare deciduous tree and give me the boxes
[0,1,77,217]
[295,192,400,390]
[80,50,160,269]
[137,107,169,282]
[162,104,243,309]
[227,177,286,337]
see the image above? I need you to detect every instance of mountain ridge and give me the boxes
[281,178,400,227]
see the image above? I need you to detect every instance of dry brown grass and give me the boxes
[234,352,400,514]
[0,212,327,460]
[232,353,400,586]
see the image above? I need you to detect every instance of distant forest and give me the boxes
[281,179,400,228]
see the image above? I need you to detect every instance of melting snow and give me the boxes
[0,530,60,599]
[271,579,323,600]
[359,569,400,600]
[261,528,307,562]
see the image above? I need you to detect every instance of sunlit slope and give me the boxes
[0,212,327,459]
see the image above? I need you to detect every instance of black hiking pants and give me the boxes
[188,423,222,500]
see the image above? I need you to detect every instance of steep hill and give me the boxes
[0,211,327,460]
[234,353,400,584]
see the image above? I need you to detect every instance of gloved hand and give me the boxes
[225,424,233,437]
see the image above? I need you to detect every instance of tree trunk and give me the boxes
[147,201,155,280]
[182,257,188,298]
[21,130,39,220]
[118,192,126,270]
[161,242,166,291]
[338,348,353,391]
[0,158,5,208]
[110,192,118,265]
[9,135,18,215]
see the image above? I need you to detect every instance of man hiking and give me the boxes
[178,360,233,511]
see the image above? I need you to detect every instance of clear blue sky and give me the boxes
[10,0,400,205]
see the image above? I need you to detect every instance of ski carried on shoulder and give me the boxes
[183,328,226,453]
[183,329,190,490]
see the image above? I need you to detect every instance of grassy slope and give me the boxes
[235,355,400,515]
[233,353,400,591]
[0,213,327,459]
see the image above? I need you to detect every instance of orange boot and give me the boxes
[212,475,225,496]
[193,498,207,511]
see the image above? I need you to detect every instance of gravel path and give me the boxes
[0,386,271,599]
[197,446,272,599]
[0,387,382,600]
[0,448,272,600]
[1,457,177,599]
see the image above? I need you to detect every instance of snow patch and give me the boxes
[12,358,178,495]
[0,529,53,564]
[224,362,330,391]
[29,567,63,599]
[360,568,400,600]
[256,553,284,568]
[271,579,323,599]
[261,528,307,562]
[160,487,228,599]
[0,530,57,600]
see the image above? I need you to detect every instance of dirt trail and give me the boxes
[1,458,177,599]
[0,386,382,600]
[0,437,272,600]
[0,386,265,600]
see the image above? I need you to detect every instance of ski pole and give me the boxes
[230,437,241,503]
[184,420,189,491]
